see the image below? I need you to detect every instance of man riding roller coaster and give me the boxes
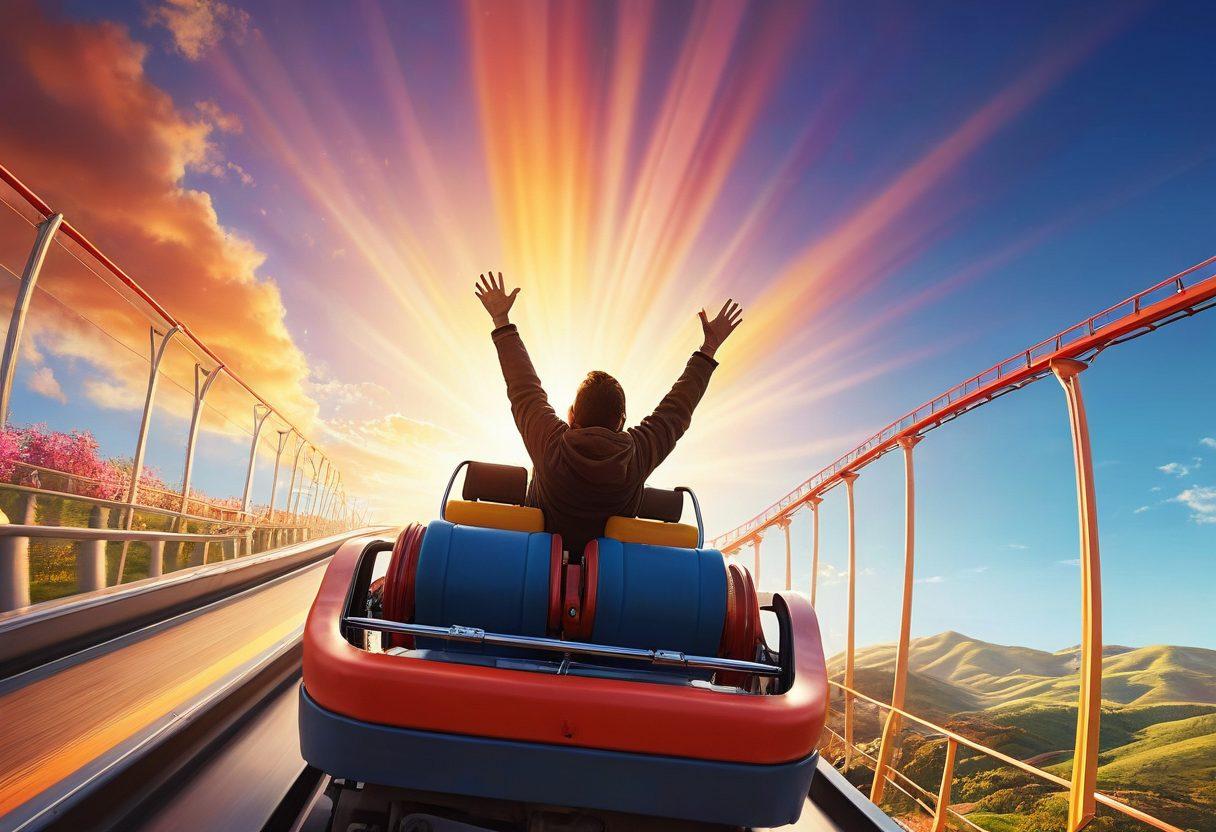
[475,271,742,554]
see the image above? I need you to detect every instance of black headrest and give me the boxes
[637,487,683,523]
[462,462,528,505]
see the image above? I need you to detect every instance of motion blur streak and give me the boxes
[0,565,324,816]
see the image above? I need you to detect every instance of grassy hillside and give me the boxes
[1093,712,1216,791]
[826,632,1216,832]
[833,634,1216,709]
[984,701,1216,756]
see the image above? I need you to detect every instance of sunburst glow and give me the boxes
[157,0,1126,524]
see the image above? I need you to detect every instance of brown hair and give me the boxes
[570,370,626,430]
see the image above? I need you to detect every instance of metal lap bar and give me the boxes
[343,616,783,676]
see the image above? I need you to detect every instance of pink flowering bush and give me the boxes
[0,427,19,481]
[0,424,175,504]
[0,423,280,518]
[5,424,124,499]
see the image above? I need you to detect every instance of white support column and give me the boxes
[305,457,327,521]
[0,494,37,611]
[179,363,225,517]
[0,213,63,427]
[267,428,293,525]
[289,443,312,520]
[116,325,181,584]
[148,539,165,578]
[127,326,181,510]
[76,506,109,593]
[317,468,335,524]
[241,405,272,516]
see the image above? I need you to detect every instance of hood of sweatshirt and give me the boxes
[554,426,634,485]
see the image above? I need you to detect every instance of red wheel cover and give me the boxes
[382,524,425,648]
[574,539,599,641]
[717,562,760,687]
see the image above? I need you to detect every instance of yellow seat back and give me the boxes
[604,516,699,549]
[445,499,545,533]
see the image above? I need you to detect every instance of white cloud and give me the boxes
[1172,486,1216,525]
[1133,505,1150,515]
[916,575,945,584]
[816,563,856,586]
[307,369,393,416]
[1058,558,1081,567]
[1150,486,1163,493]
[1158,461,1199,478]
[27,366,67,403]
[1005,543,1029,551]
[1202,437,1216,450]
[964,565,989,574]
[84,379,144,411]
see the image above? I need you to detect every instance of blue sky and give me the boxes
[2,0,1213,652]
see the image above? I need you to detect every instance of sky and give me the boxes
[0,0,1212,654]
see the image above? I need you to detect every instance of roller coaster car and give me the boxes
[301,461,829,831]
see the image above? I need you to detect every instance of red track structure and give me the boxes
[713,255,1216,552]
[713,254,1216,832]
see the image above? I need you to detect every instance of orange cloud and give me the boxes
[146,0,249,61]
[0,2,330,491]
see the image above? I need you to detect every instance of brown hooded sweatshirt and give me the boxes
[491,324,717,554]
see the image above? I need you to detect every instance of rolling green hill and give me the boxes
[827,632,1216,832]
[833,633,1216,708]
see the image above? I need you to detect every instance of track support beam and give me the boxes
[1052,358,1103,832]
[871,435,921,803]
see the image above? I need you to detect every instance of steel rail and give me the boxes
[344,616,784,676]
[826,680,1185,832]
[0,482,316,533]
[9,461,258,521]
[712,255,1216,550]
[0,524,241,543]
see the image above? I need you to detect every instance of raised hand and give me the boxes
[475,271,519,328]
[697,299,743,358]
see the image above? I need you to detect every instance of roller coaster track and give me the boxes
[714,254,1216,832]
[0,154,1211,832]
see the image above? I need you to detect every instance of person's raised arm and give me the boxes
[476,271,565,460]
[631,300,743,472]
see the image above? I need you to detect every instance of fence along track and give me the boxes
[0,162,366,611]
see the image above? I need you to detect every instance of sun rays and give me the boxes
[181,0,1119,523]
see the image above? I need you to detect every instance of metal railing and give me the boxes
[0,161,365,611]
[712,254,1216,549]
[716,256,1216,832]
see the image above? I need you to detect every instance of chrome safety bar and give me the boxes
[343,616,783,676]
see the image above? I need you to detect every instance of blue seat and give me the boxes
[414,520,552,654]
[592,538,727,659]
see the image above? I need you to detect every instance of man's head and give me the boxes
[568,370,626,431]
